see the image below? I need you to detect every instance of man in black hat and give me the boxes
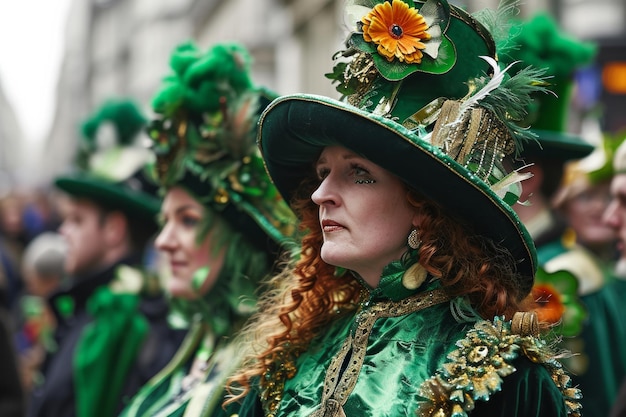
[28,99,184,417]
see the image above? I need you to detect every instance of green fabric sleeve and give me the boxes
[472,357,573,416]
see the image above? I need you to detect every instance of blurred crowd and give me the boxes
[0,187,63,412]
[0,3,625,417]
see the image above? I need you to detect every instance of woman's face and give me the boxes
[155,186,226,299]
[311,146,419,287]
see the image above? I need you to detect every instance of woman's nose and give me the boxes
[154,222,177,251]
[311,177,339,206]
[603,201,621,228]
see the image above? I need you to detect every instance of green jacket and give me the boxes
[231,260,580,417]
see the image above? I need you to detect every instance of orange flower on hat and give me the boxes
[362,0,431,64]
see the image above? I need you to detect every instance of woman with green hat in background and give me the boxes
[502,12,597,252]
[224,0,581,416]
[119,41,295,417]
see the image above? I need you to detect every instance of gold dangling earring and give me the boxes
[403,228,427,289]
[407,228,421,250]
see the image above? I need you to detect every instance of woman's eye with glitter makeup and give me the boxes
[181,213,201,228]
[352,163,375,184]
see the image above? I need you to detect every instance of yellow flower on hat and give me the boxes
[362,0,431,64]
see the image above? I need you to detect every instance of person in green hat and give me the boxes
[503,14,626,417]
[222,1,581,416]
[118,42,296,417]
[503,12,596,250]
[28,99,186,417]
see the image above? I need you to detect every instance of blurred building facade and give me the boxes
[0,81,25,197]
[32,0,626,185]
[39,0,348,184]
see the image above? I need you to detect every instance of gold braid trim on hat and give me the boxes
[431,100,515,182]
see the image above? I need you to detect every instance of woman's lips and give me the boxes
[169,261,187,272]
[321,219,345,232]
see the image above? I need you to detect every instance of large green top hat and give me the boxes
[259,0,551,292]
[146,42,295,253]
[500,13,596,160]
[55,99,160,220]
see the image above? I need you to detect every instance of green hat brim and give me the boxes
[258,94,537,291]
[522,130,594,160]
[55,174,161,221]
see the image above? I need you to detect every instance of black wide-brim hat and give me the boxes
[258,94,537,292]
[55,171,161,221]
[57,98,161,225]
[521,129,594,161]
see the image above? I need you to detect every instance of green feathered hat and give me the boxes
[500,13,596,160]
[147,42,296,254]
[259,0,552,292]
[55,99,161,221]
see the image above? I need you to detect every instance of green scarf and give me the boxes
[74,285,149,417]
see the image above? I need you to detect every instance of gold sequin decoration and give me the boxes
[416,316,583,417]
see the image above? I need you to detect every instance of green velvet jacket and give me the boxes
[226,260,581,417]
[119,316,241,417]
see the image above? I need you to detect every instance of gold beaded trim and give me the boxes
[308,289,450,417]
[417,316,583,417]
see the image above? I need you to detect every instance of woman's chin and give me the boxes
[167,280,197,300]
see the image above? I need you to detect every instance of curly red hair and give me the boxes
[225,179,531,403]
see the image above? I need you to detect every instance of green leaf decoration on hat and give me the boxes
[147,41,296,246]
[330,0,453,89]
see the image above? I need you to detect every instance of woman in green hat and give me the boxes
[119,42,295,417]
[224,1,581,416]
